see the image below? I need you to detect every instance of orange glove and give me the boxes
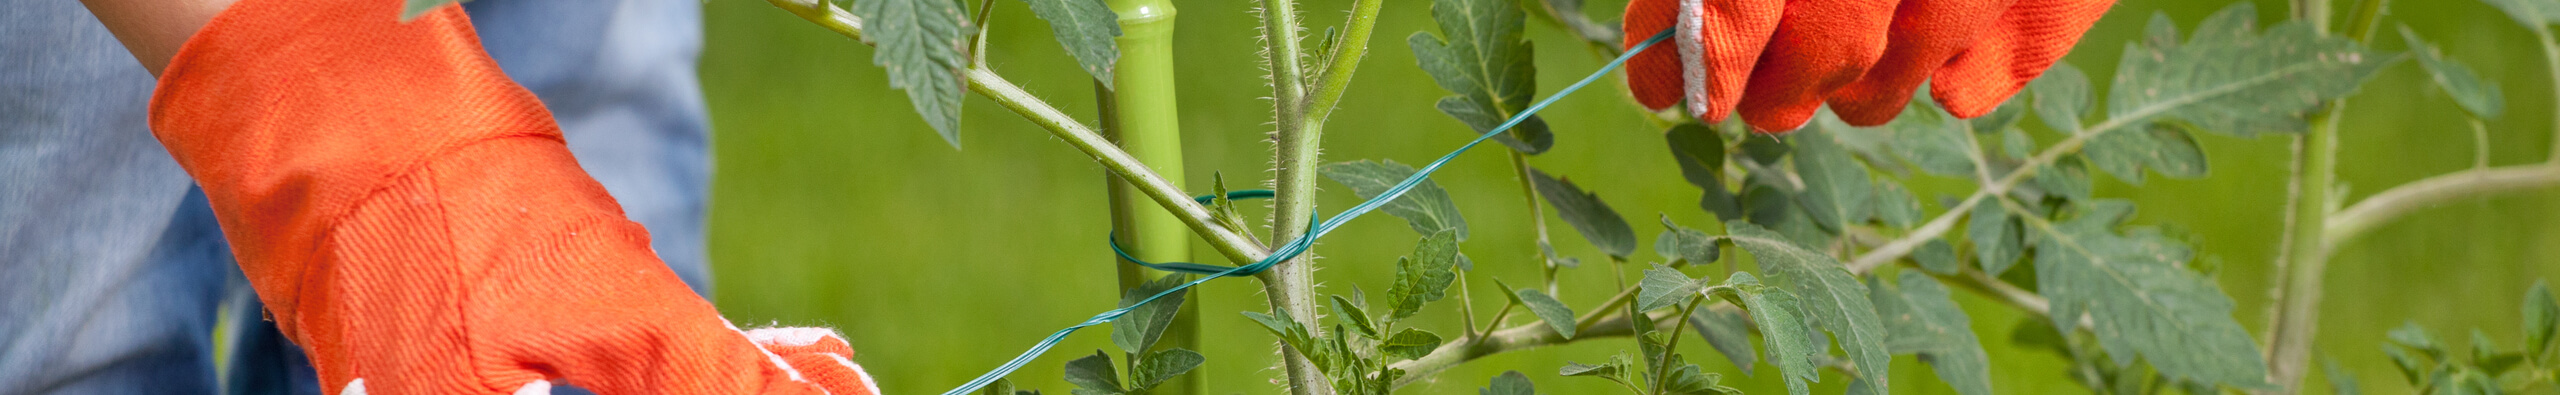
[1621,0,2113,131]
[146,0,878,393]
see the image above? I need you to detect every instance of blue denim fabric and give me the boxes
[0,0,712,392]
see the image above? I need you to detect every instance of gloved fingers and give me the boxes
[747,327,882,395]
[1623,0,1684,110]
[1928,0,2113,117]
[1735,0,1900,132]
[1826,0,2017,126]
[1678,0,1787,123]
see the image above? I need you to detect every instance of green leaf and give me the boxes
[2324,358,2361,395]
[2032,156,2093,202]
[1717,272,1819,395]
[1063,350,1124,393]
[1208,173,1253,236]
[1112,274,1190,353]
[1323,160,1470,239]
[1482,371,1538,395]
[2476,0,2560,28]
[1968,201,2022,275]
[2031,62,2092,134]
[1330,294,1379,339]
[2108,4,2393,137]
[1655,215,1722,266]
[1998,127,2034,161]
[1667,124,1743,220]
[1529,168,1637,259]
[1871,98,1975,177]
[1410,0,1551,154]
[1389,230,1464,320]
[980,378,1019,395]
[2028,200,2269,388]
[1874,179,1925,229]
[2525,280,2557,358]
[1128,348,1203,391]
[2392,321,2446,359]
[1792,127,1876,233]
[2400,25,2506,120]
[2085,123,2210,184]
[1016,0,1120,86]
[1557,359,1624,377]
[1515,288,1579,339]
[2444,368,2503,395]
[1726,223,1892,392]
[1242,310,1321,358]
[1869,272,1992,395]
[2471,329,2527,375]
[1687,308,1759,375]
[1381,329,1445,361]
[2383,344,2426,385]
[1914,239,1960,275]
[1640,264,1706,312]
[851,0,974,148]
[1659,357,1743,395]
[401,0,462,20]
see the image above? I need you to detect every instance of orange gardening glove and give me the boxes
[1621,0,2113,131]
[145,0,879,393]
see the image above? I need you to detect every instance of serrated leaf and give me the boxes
[1243,310,1321,358]
[1515,288,1579,339]
[1656,216,1723,266]
[1718,272,1818,395]
[1557,359,1624,377]
[1381,329,1445,361]
[1968,201,2022,275]
[1064,350,1124,393]
[1411,0,1551,154]
[1726,223,1891,392]
[2383,345,2426,385]
[2477,0,2560,28]
[2027,199,2269,387]
[1330,294,1379,339]
[1482,371,1537,395]
[1869,272,1992,395]
[1972,91,2031,134]
[1687,308,1759,375]
[1113,274,1190,353]
[2084,122,2209,184]
[401,0,461,20]
[1208,173,1252,235]
[2032,63,2092,133]
[1640,264,1707,312]
[2032,156,2093,202]
[1875,179,1924,229]
[852,0,973,147]
[2108,4,2393,137]
[1883,98,1976,177]
[2324,358,2361,395]
[1323,160,1469,239]
[1914,239,1960,275]
[1389,230,1463,320]
[2400,25,2505,120]
[1662,360,1742,395]
[1529,168,1637,259]
[1129,348,1203,391]
[1793,127,1876,233]
[1668,124,1743,220]
[1016,0,1119,85]
[2525,280,2556,357]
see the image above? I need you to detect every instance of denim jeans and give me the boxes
[0,0,711,393]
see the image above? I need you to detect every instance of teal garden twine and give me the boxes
[937,27,1681,395]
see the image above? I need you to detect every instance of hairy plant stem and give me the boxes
[2261,3,2383,390]
[1252,0,1329,390]
[1508,152,1564,296]
[764,0,1274,266]
[1098,0,1200,391]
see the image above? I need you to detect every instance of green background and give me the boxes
[697,0,2560,393]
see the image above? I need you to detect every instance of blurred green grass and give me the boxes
[699,0,2560,393]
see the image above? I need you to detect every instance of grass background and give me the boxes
[697,0,2560,393]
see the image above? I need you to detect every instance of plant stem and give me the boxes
[1099,0,1198,391]
[1301,0,1384,124]
[1508,152,1564,296]
[764,0,1274,266]
[2262,2,2386,390]
[1647,300,1705,395]
[1390,308,1693,388]
[1254,0,1327,391]
[2325,164,2560,244]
